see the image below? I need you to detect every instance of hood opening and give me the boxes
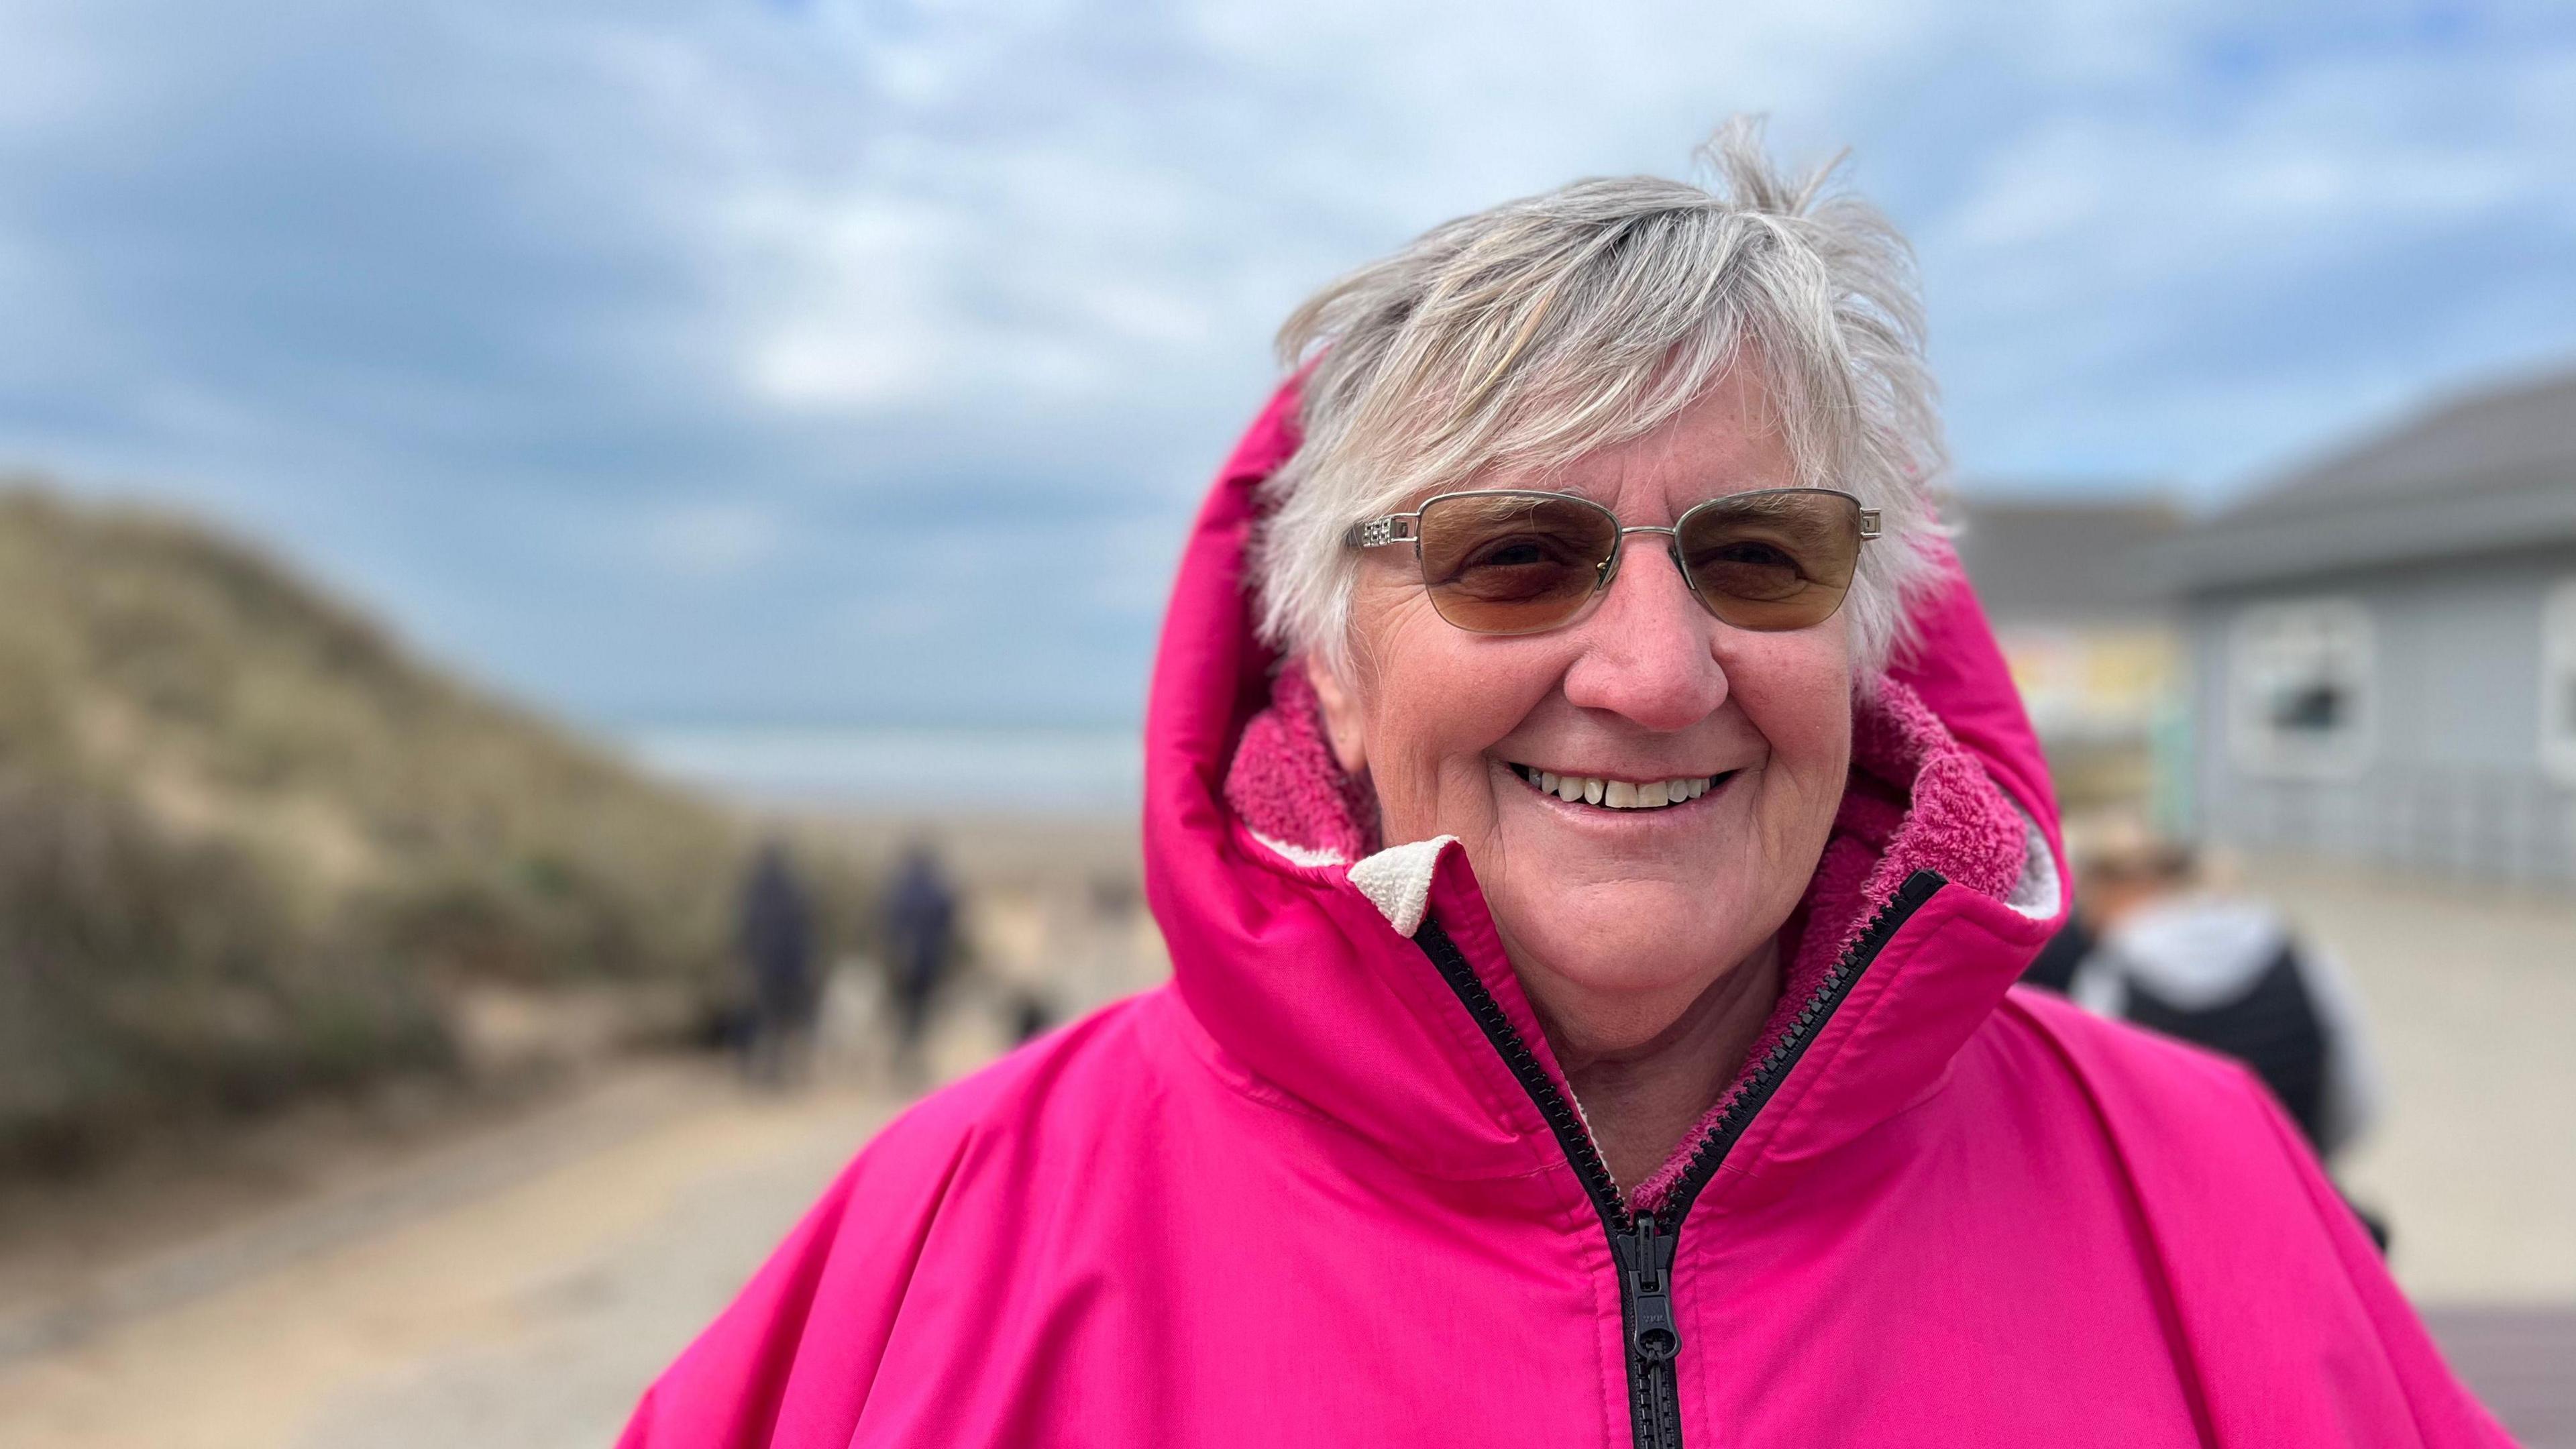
[1145,378,2066,1195]
[1219,654,2045,1209]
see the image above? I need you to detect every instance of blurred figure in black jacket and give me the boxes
[737,839,816,1087]
[881,841,959,1085]
[2037,826,2383,1167]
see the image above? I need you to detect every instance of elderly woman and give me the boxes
[624,127,2502,1446]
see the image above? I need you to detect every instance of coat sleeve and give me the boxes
[617,1108,975,1449]
[2020,988,2515,1447]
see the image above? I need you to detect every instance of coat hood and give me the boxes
[1143,381,2070,1210]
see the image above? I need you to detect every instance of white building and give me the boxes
[2159,370,2576,890]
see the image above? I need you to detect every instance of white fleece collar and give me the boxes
[1344,836,1456,937]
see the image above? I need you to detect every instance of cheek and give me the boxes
[1729,634,1856,794]
[1349,596,1555,829]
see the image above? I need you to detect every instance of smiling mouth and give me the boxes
[1507,763,1733,811]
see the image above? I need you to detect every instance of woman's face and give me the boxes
[1310,371,1854,1057]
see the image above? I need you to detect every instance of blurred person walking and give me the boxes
[879,841,957,1081]
[2063,830,2386,1213]
[2039,828,2385,1164]
[735,840,816,1087]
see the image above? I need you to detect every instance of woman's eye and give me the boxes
[1470,539,1553,568]
[1698,541,1803,574]
[1452,534,1576,573]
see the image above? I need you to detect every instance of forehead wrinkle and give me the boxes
[1486,386,1793,523]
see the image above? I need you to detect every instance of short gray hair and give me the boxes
[1252,118,1943,684]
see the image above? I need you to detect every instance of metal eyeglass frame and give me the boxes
[1341,486,1881,634]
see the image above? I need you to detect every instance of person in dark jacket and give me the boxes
[879,841,957,1080]
[2063,828,2383,1165]
[736,840,816,1087]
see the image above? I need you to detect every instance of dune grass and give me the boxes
[0,485,764,1169]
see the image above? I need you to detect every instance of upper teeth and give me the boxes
[1519,767,1717,809]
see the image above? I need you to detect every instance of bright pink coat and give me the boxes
[623,387,2508,1447]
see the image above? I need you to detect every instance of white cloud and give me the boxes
[564,0,1994,429]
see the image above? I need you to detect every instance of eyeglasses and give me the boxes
[1344,487,1879,637]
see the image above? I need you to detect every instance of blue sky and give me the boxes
[1,1,2569,731]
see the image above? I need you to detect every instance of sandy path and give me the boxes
[0,863,1167,1449]
[0,1060,896,1449]
[2249,857,2576,1303]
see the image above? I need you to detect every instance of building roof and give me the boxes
[1947,492,2184,627]
[2159,367,2576,590]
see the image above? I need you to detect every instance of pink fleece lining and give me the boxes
[1223,665,1381,864]
[1218,667,2030,1210]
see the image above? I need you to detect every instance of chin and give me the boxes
[1501,884,1764,1001]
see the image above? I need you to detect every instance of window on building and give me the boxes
[2228,599,2373,778]
[2542,580,2576,786]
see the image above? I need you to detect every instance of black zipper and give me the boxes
[1414,869,1943,1449]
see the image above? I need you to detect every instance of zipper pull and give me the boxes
[1620,1214,1681,1364]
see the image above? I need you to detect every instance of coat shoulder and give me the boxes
[1965,986,2512,1446]
[1984,979,2280,1128]
[861,984,1182,1176]
[618,988,1186,1449]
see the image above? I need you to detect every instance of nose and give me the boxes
[1558,542,1729,731]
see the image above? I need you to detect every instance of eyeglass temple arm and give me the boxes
[1342,515,1421,549]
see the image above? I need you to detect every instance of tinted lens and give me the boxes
[1415,492,1620,635]
[1674,490,1863,631]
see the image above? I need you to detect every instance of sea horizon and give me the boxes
[617,721,1144,817]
